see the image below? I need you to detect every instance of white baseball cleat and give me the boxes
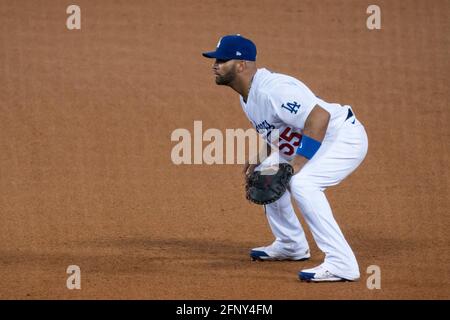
[298,265,358,282]
[250,242,310,261]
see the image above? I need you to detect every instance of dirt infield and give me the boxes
[0,0,449,299]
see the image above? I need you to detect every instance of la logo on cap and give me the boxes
[236,51,242,56]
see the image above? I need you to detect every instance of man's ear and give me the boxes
[236,60,246,73]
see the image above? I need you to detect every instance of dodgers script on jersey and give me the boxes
[240,68,350,160]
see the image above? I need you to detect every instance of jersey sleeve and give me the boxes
[266,84,318,129]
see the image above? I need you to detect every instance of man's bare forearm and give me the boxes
[291,105,330,173]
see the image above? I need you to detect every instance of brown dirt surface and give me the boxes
[0,0,449,299]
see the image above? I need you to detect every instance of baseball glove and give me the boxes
[245,163,294,205]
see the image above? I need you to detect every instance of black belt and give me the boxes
[345,108,354,121]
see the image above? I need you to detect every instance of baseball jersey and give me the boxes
[240,68,350,160]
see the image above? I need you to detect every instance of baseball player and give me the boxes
[202,35,368,282]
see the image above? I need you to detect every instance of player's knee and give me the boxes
[266,194,289,211]
[292,186,316,201]
[290,174,318,197]
[291,172,315,189]
[265,200,279,211]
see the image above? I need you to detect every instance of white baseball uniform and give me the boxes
[240,68,368,280]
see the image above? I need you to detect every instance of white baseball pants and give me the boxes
[264,115,368,280]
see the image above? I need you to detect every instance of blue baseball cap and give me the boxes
[202,34,257,61]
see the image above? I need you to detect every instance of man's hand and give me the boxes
[246,163,294,205]
[243,161,258,176]
[243,142,271,176]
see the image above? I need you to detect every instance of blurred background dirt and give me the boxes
[0,0,448,299]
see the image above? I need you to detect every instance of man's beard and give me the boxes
[215,69,236,86]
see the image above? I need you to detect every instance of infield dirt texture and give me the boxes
[0,0,449,299]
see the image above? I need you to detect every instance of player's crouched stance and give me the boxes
[203,35,368,282]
